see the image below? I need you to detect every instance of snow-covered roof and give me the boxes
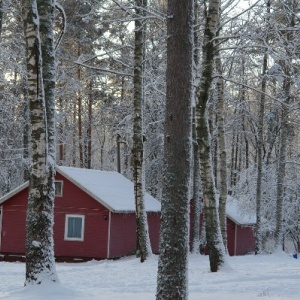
[226,195,256,225]
[0,167,161,213]
[0,181,29,204]
[57,166,161,213]
[0,167,254,223]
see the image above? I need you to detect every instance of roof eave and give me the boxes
[0,181,29,205]
[227,214,256,226]
[56,166,116,213]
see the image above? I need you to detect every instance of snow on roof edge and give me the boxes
[56,166,161,213]
[56,166,117,213]
[0,181,29,205]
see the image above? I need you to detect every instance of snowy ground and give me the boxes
[1,252,299,300]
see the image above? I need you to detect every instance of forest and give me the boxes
[0,0,300,298]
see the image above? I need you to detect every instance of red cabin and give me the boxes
[190,195,256,256]
[225,196,256,256]
[0,166,160,261]
[0,166,255,261]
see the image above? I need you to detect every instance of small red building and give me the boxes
[225,196,256,255]
[190,196,256,256]
[0,166,161,261]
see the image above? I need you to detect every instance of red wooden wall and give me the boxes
[0,173,110,260]
[109,213,136,258]
[235,223,255,255]
[53,173,109,259]
[109,212,160,258]
[190,203,255,256]
[1,188,28,255]
[1,174,254,260]
[0,172,160,260]
[227,218,236,256]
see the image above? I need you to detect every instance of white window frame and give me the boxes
[64,214,85,241]
[55,180,63,197]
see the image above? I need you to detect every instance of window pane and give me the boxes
[55,181,62,196]
[67,217,82,238]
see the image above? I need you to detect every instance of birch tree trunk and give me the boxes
[38,0,57,223]
[196,0,225,272]
[23,0,58,285]
[133,0,152,262]
[215,45,228,254]
[156,0,193,298]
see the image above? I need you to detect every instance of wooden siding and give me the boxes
[1,173,110,260]
[0,188,28,255]
[0,172,160,261]
[147,213,160,254]
[227,218,255,256]
[53,173,109,259]
[235,224,255,256]
[190,206,255,256]
[109,212,160,258]
[227,218,236,256]
[109,213,136,258]
[0,171,254,260]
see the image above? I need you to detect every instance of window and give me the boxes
[55,181,63,197]
[64,215,85,241]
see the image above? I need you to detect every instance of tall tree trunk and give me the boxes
[196,0,225,272]
[156,0,193,298]
[191,0,201,254]
[215,45,228,254]
[255,51,268,254]
[0,0,3,42]
[23,0,58,284]
[72,100,77,166]
[37,0,58,279]
[86,79,92,169]
[191,108,201,254]
[274,6,295,251]
[77,46,84,168]
[23,78,30,181]
[58,97,64,162]
[133,0,152,262]
[274,74,290,250]
[255,0,270,254]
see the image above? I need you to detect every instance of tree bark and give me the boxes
[23,0,58,284]
[133,0,152,262]
[275,73,290,250]
[255,0,270,253]
[274,3,295,251]
[0,0,3,42]
[196,0,225,272]
[191,108,201,254]
[86,79,93,169]
[156,0,193,298]
[215,45,228,254]
[77,46,84,168]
